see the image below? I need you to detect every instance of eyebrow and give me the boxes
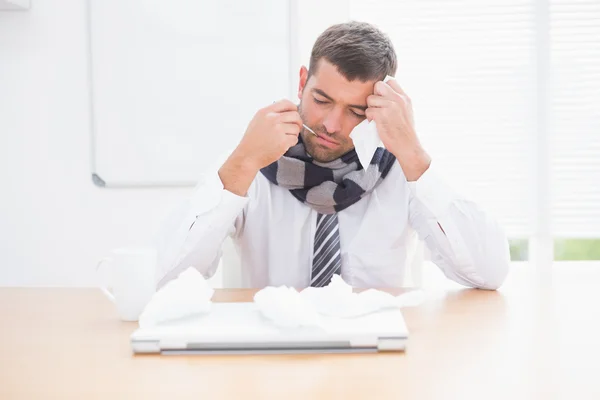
[311,88,367,111]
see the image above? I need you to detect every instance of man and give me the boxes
[156,21,509,290]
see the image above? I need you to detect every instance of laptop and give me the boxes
[131,302,408,354]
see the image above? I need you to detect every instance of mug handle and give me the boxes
[96,257,116,303]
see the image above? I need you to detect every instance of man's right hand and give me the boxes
[235,99,302,170]
[218,100,302,196]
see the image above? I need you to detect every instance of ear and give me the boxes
[298,66,309,100]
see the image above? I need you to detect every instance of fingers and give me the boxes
[383,78,406,96]
[365,107,378,123]
[367,94,395,108]
[374,81,408,104]
[268,99,298,113]
[279,127,300,152]
[285,133,300,148]
[277,110,303,131]
[279,121,301,137]
[374,81,396,97]
[373,80,411,110]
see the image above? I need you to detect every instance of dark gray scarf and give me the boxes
[260,136,396,214]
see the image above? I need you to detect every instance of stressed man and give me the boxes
[156,21,510,290]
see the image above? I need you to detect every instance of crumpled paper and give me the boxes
[254,275,424,328]
[138,267,213,328]
[139,268,423,329]
[349,75,395,169]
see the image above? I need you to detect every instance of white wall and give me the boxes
[0,1,224,286]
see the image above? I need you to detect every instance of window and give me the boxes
[555,239,600,261]
[510,239,530,261]
[549,1,600,260]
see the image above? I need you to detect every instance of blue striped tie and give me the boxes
[311,213,342,287]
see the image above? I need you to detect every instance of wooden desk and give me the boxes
[1,265,599,399]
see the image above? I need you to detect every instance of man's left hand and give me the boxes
[365,79,431,182]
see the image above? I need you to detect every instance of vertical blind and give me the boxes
[550,0,600,238]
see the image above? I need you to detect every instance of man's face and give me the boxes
[298,60,376,162]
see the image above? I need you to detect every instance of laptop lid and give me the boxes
[131,302,408,354]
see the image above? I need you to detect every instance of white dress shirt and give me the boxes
[155,157,510,290]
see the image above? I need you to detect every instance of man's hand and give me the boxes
[365,79,431,181]
[219,100,302,196]
[236,99,302,170]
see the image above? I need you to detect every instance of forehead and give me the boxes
[307,60,376,105]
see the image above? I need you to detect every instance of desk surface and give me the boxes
[1,265,599,400]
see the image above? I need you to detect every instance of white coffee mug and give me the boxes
[96,247,157,321]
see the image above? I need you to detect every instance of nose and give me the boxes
[322,107,343,135]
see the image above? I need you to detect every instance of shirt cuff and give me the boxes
[408,162,458,217]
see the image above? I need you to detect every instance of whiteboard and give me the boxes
[87,0,292,187]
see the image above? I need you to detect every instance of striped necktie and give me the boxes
[311,213,342,287]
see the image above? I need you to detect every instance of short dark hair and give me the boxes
[308,21,397,82]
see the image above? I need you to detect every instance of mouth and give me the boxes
[313,133,339,149]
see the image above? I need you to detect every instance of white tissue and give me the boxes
[350,119,381,170]
[138,267,214,328]
[254,275,424,328]
[349,75,395,169]
[253,286,319,328]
